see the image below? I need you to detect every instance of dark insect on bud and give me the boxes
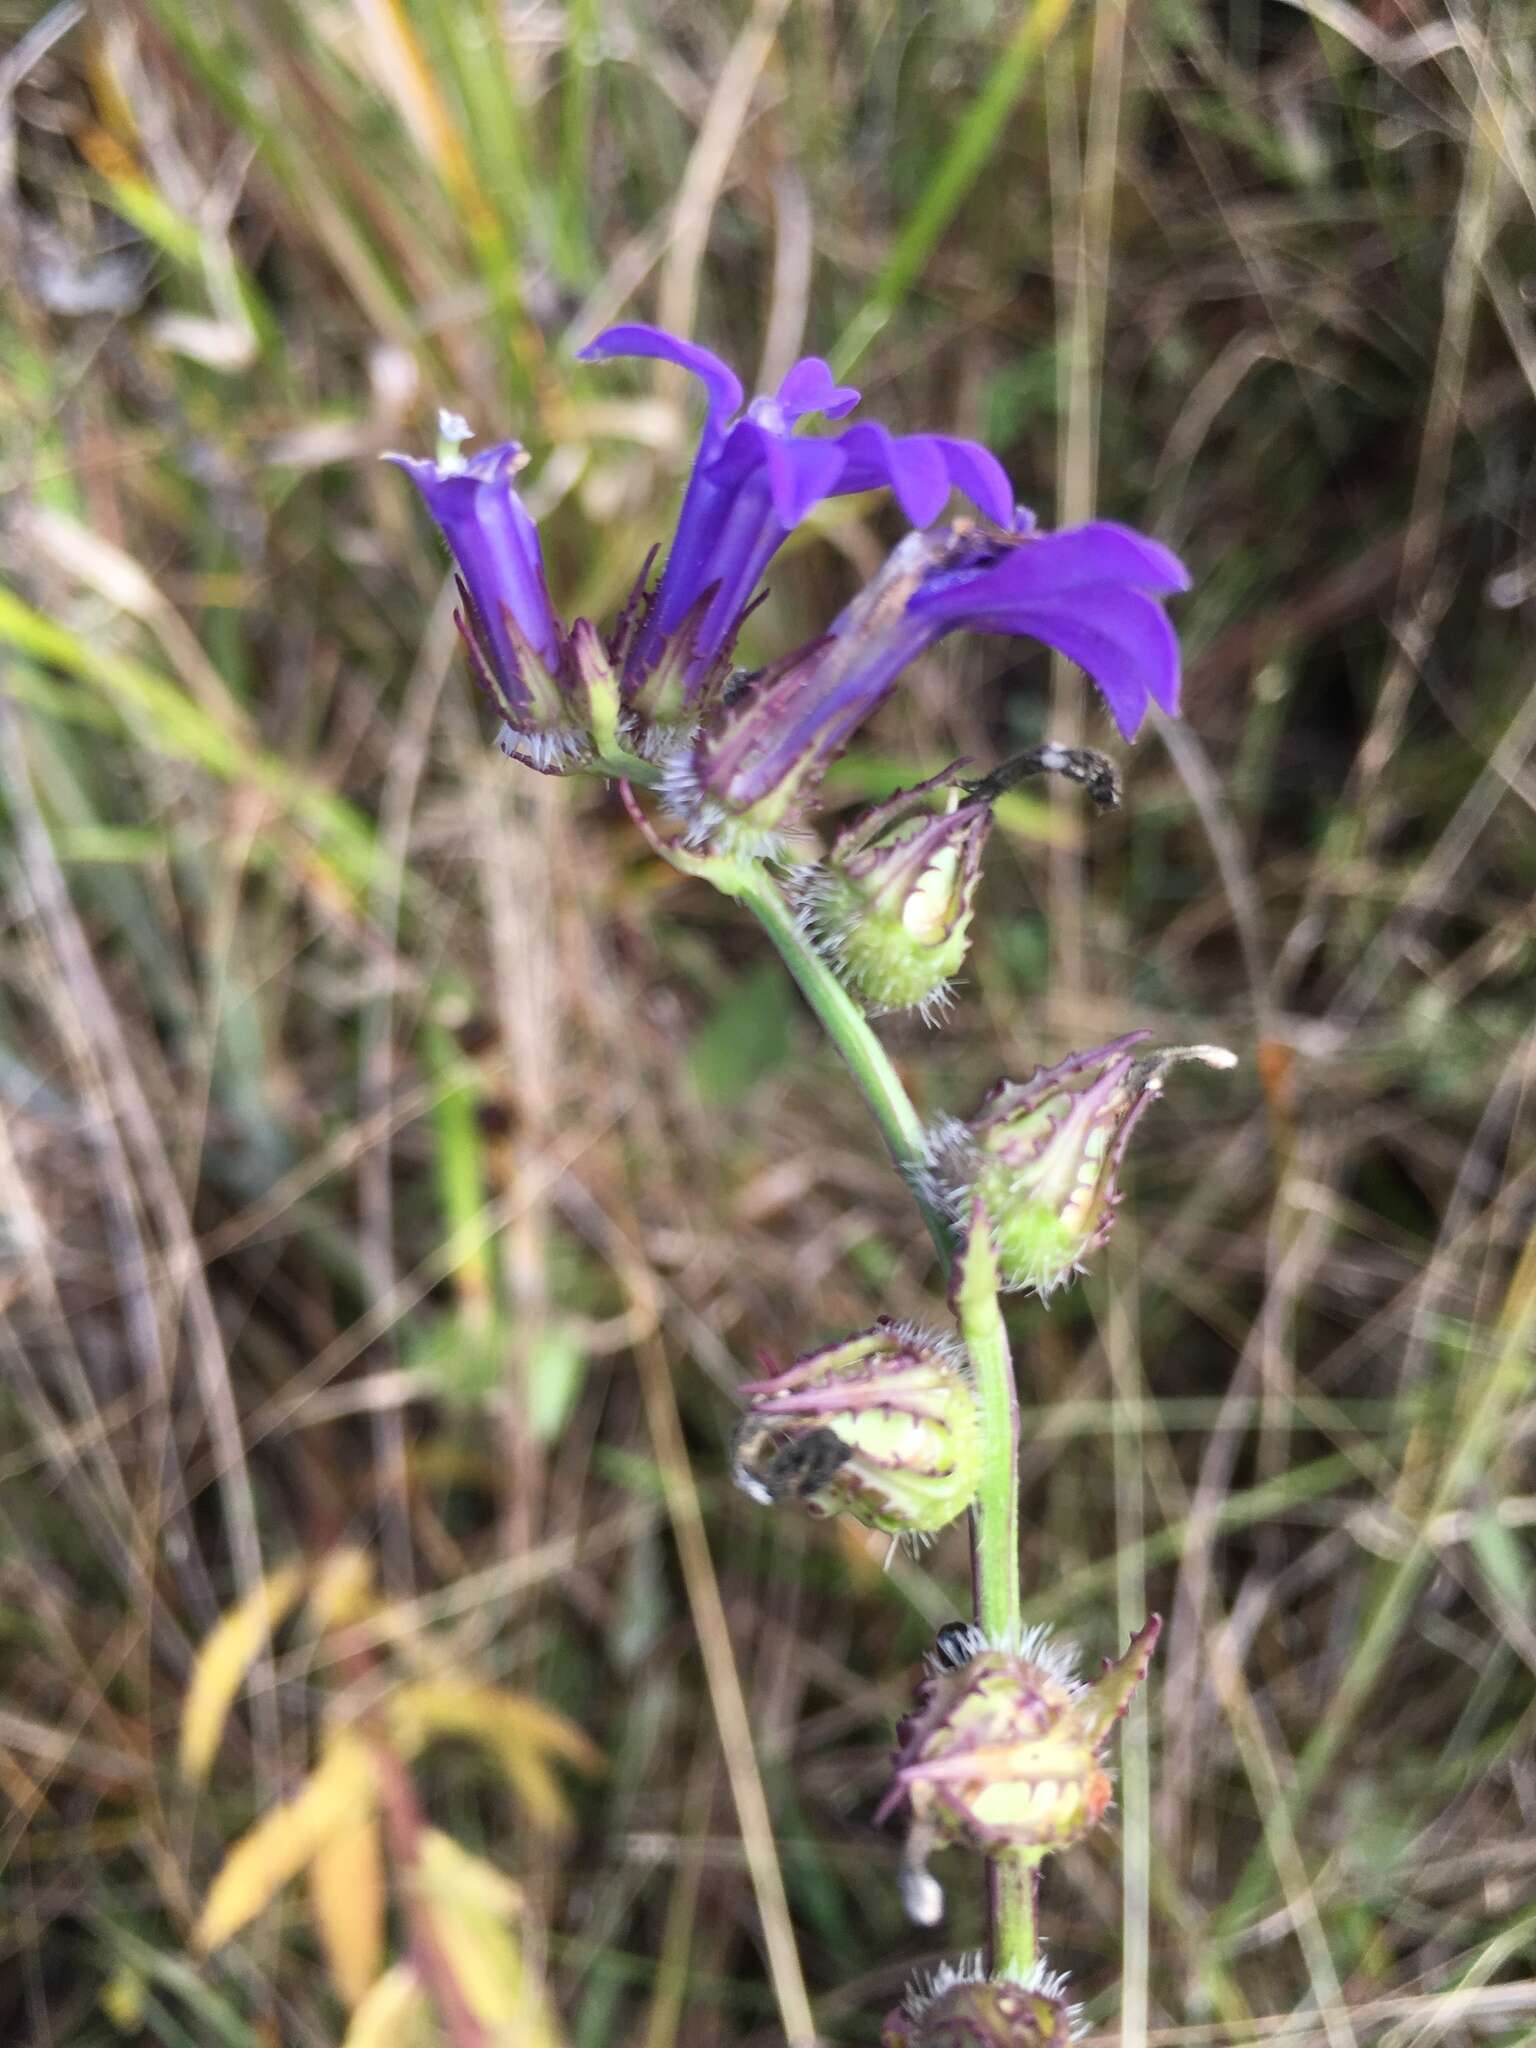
[731,1321,981,1538]
[729,1423,852,1504]
[932,1622,983,1672]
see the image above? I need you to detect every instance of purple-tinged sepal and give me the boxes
[801,765,990,1020]
[799,743,1121,1019]
[924,1037,1237,1296]
[882,1959,1082,2048]
[876,1621,1161,1923]
[605,563,745,752]
[565,618,626,761]
[730,1319,981,1539]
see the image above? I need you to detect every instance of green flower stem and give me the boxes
[955,1204,1033,1977]
[742,869,1035,1980]
[625,792,1031,1982]
[738,868,1030,1977]
[727,868,956,1271]
[990,1856,1039,1983]
[954,1205,1022,1646]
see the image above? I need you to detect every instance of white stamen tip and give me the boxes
[899,1865,945,1927]
[1187,1043,1239,1069]
[437,408,474,444]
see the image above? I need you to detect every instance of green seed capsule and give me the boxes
[882,1964,1079,2048]
[927,1036,1237,1295]
[732,1320,981,1538]
[803,766,991,1019]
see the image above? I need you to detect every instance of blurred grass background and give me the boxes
[4,0,1536,2042]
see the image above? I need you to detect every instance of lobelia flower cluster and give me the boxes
[393,324,1233,2046]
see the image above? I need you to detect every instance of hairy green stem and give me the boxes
[631,796,1033,1986]
[738,871,1032,1977]
[956,1204,1031,1977]
[730,870,955,1269]
[954,1207,1023,1646]
[989,1856,1039,1982]
[745,873,1033,1980]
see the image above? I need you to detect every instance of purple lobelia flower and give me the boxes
[385,428,628,774]
[577,324,1014,720]
[390,332,1015,775]
[676,512,1190,851]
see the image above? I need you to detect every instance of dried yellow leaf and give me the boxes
[386,1680,602,1834]
[308,1546,378,1633]
[194,1731,377,1952]
[417,1827,523,1920]
[308,1803,385,2007]
[179,1562,306,1783]
[415,1832,563,2047]
[339,1963,430,2048]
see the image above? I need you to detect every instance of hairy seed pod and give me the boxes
[925,1035,1236,1296]
[731,1320,981,1537]
[882,1961,1080,2048]
[802,766,991,1018]
[877,1621,1161,1907]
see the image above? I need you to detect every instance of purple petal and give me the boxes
[775,356,860,423]
[386,443,561,672]
[830,422,949,524]
[974,521,1190,596]
[829,422,1014,528]
[917,578,1181,738]
[699,611,934,815]
[637,425,851,678]
[928,436,1016,529]
[578,322,743,421]
[764,437,849,529]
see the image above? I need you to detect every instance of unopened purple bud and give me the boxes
[731,1319,981,1538]
[925,1037,1237,1296]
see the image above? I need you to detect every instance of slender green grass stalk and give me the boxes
[829,0,1076,379]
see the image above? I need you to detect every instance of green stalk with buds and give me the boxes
[627,776,1232,2044]
[391,325,1232,2041]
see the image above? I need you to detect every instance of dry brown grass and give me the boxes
[3,2,1535,2043]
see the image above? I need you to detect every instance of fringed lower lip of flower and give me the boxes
[673,511,1189,854]
[881,1956,1084,2048]
[730,1318,981,1539]
[877,1619,1162,1924]
[922,1035,1238,1297]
